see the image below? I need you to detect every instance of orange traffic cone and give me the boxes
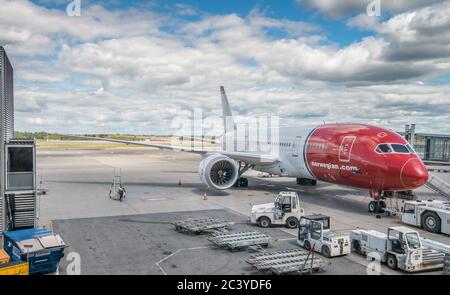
[203,193,208,200]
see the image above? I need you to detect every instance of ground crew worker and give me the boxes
[118,185,126,201]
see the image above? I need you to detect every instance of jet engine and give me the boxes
[199,154,239,190]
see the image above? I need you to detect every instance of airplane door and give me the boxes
[292,136,302,157]
[339,136,356,163]
[401,203,417,226]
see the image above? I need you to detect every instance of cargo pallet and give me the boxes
[246,249,326,275]
[173,217,234,234]
[208,231,272,251]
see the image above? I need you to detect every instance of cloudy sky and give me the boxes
[1,0,450,135]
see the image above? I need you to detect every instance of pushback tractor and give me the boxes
[400,200,450,235]
[250,192,304,229]
[350,226,444,272]
[297,214,350,258]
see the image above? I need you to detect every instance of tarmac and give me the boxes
[36,146,450,275]
[53,209,368,275]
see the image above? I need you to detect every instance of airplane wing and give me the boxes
[220,151,279,164]
[62,134,279,165]
[63,134,210,154]
[178,135,219,144]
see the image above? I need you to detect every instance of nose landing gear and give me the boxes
[368,200,386,213]
[368,189,386,213]
[367,190,416,214]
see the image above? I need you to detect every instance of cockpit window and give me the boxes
[376,144,392,153]
[406,144,416,154]
[391,144,410,153]
[376,143,415,154]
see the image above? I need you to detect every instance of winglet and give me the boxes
[220,86,236,134]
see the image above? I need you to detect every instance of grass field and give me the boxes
[36,139,219,149]
[37,141,132,149]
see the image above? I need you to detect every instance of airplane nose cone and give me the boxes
[401,158,429,189]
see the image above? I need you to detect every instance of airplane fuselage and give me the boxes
[71,86,429,201]
[226,123,429,195]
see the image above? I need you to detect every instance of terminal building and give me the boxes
[414,134,450,163]
[404,124,450,164]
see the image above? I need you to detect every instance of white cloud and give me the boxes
[0,0,161,56]
[17,71,65,83]
[13,83,450,135]
[0,0,448,135]
[175,3,197,16]
[377,1,450,63]
[346,13,380,30]
[296,0,444,18]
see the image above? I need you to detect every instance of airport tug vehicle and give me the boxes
[350,226,444,272]
[250,192,304,229]
[297,214,350,258]
[400,200,450,235]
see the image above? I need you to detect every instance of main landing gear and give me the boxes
[233,161,253,188]
[234,177,248,187]
[296,178,317,186]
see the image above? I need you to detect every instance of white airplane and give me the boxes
[75,86,428,211]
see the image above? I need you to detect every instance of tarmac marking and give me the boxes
[122,201,140,214]
[156,246,209,275]
[140,197,174,202]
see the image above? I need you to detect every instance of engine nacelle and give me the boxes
[199,154,239,190]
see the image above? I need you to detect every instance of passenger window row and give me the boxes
[266,142,292,147]
[308,143,328,150]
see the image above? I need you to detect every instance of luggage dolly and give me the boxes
[172,217,234,235]
[208,231,272,252]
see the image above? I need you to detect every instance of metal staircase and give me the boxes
[426,174,450,200]
[5,194,36,229]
